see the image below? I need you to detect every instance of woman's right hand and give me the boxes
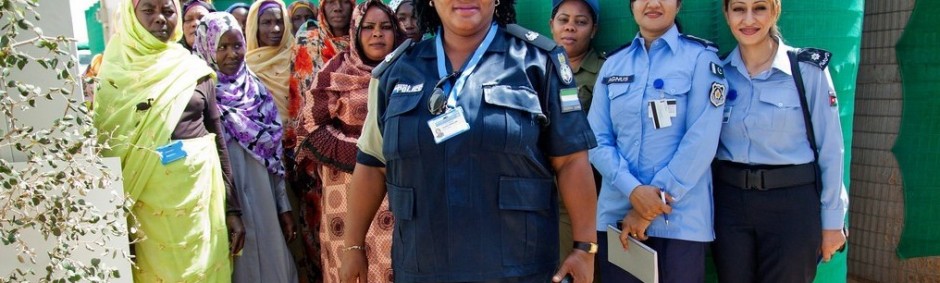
[340,249,369,283]
[619,209,653,247]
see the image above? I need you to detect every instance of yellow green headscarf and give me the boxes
[94,0,216,200]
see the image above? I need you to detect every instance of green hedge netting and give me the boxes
[894,0,940,260]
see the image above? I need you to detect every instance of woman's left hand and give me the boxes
[227,214,246,256]
[279,211,296,242]
[552,249,595,283]
[819,229,846,262]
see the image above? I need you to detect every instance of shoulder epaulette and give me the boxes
[607,42,633,57]
[505,24,557,51]
[796,47,832,69]
[372,38,414,78]
[680,34,719,51]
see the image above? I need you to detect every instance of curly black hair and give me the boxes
[415,0,517,35]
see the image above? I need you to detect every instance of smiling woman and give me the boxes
[245,0,294,121]
[341,0,599,282]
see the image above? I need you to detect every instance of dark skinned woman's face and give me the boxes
[257,7,285,47]
[290,7,316,35]
[135,0,178,42]
[216,29,246,76]
[231,7,249,32]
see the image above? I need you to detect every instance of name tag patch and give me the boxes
[393,83,424,93]
[560,88,581,113]
[603,75,634,85]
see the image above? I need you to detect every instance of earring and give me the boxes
[429,0,434,7]
[495,0,500,6]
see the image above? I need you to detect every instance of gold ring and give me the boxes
[631,233,638,237]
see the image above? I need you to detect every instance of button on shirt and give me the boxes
[717,43,849,230]
[588,26,725,242]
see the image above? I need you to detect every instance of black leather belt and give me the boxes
[715,161,817,191]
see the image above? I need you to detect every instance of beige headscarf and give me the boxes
[245,0,294,121]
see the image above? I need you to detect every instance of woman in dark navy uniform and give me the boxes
[339,0,599,282]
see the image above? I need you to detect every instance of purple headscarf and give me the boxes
[194,12,285,176]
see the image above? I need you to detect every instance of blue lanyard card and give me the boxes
[156,140,187,165]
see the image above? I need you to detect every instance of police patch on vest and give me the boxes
[557,53,573,85]
[710,82,726,107]
[393,83,423,93]
[710,62,724,78]
[560,88,581,113]
[603,75,634,84]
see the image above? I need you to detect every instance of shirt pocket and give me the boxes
[607,83,643,129]
[756,83,803,132]
[480,85,543,153]
[382,92,424,161]
[497,177,555,267]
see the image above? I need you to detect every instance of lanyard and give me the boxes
[435,22,499,108]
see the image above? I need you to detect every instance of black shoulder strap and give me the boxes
[787,49,819,162]
[505,24,557,51]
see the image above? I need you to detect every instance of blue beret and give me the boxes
[551,0,600,21]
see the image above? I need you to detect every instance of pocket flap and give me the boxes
[483,85,543,114]
[757,86,801,108]
[387,183,415,220]
[385,93,423,118]
[498,177,554,211]
[662,77,692,95]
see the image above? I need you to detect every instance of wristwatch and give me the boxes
[573,241,598,254]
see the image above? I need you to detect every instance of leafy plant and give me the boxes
[1,0,131,282]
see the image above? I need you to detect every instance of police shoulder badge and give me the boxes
[525,31,539,41]
[710,82,726,107]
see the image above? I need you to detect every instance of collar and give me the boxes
[578,48,603,74]
[727,40,795,77]
[628,24,680,55]
[419,24,508,59]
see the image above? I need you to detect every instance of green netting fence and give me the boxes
[894,0,940,260]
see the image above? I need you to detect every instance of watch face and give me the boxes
[588,243,598,254]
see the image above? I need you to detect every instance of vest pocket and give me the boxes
[498,177,556,267]
[383,93,423,160]
[387,183,419,272]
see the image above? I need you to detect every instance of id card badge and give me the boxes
[428,106,471,144]
[156,140,187,165]
[648,100,672,129]
[722,106,733,124]
[665,99,677,117]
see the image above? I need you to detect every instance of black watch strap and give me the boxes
[573,241,598,254]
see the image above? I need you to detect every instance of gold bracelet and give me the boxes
[342,245,366,252]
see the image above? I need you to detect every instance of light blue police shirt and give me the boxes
[588,25,725,242]
[717,43,849,230]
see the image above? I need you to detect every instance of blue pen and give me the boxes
[660,188,670,225]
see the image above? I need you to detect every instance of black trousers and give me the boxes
[711,177,822,283]
[598,232,707,283]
